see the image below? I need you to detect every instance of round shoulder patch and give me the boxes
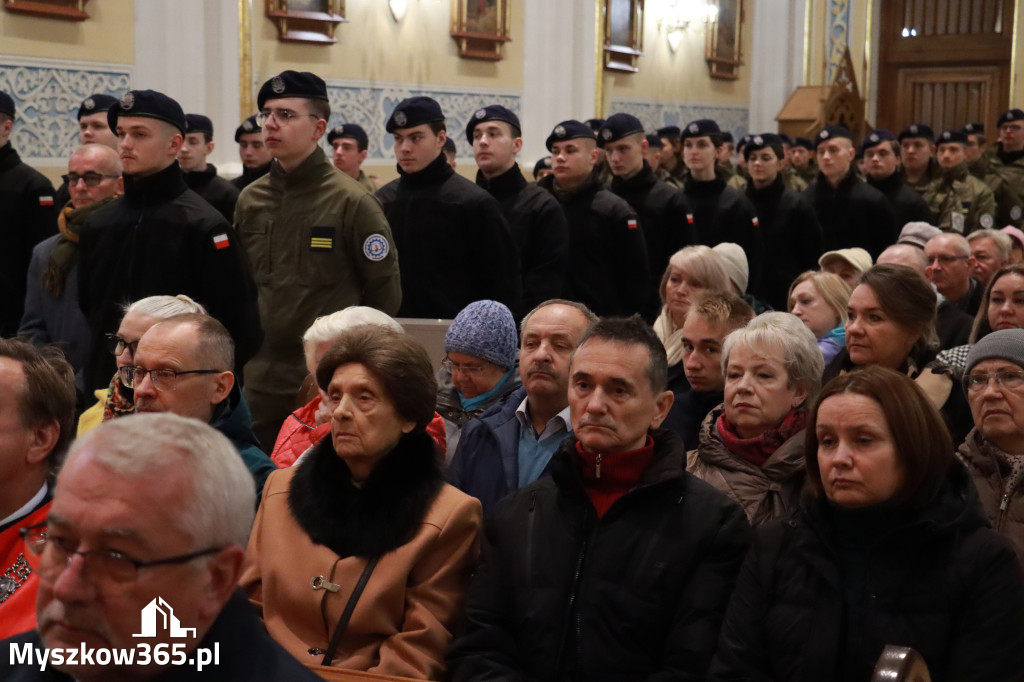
[363,234,390,262]
[1011,205,1023,222]
[980,213,994,229]
[951,212,965,233]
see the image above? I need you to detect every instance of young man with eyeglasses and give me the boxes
[76,89,262,404]
[19,145,122,401]
[234,71,400,452]
[988,109,1024,230]
[0,413,321,682]
[126,313,275,498]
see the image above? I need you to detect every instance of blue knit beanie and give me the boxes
[444,300,518,369]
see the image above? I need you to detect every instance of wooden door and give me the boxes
[877,0,1014,133]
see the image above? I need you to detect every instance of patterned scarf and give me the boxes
[42,197,116,297]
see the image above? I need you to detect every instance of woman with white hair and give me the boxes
[687,312,824,525]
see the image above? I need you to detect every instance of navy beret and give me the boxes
[533,156,552,177]
[793,136,814,151]
[584,118,605,132]
[998,109,1024,127]
[858,128,896,154]
[0,91,14,118]
[443,137,457,153]
[257,71,328,110]
[464,104,521,144]
[545,120,595,151]
[107,90,187,135]
[721,131,734,143]
[963,122,985,135]
[778,133,793,145]
[597,113,645,147]
[327,123,369,150]
[234,114,262,142]
[386,96,445,133]
[744,133,783,156]
[77,94,117,120]
[937,129,969,145]
[735,135,751,150]
[680,119,722,140]
[815,124,853,147]
[656,125,681,139]
[645,133,663,149]
[897,123,935,142]
[185,113,213,136]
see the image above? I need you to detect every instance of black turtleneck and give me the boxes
[804,167,897,259]
[231,162,271,191]
[184,163,239,222]
[866,170,934,228]
[122,161,188,208]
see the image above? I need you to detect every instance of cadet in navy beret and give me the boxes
[76,94,120,148]
[545,120,595,151]
[328,123,368,150]
[858,128,896,156]
[77,94,117,121]
[814,124,853,148]
[680,118,723,140]
[533,156,553,180]
[897,123,935,142]
[654,126,685,184]
[858,129,932,234]
[792,136,814,151]
[585,118,605,133]
[997,109,1024,128]
[443,136,457,167]
[743,132,783,157]
[256,70,328,111]
[0,91,14,119]
[465,104,521,144]
[107,89,187,135]
[645,133,663,149]
[596,113,644,148]
[657,125,681,140]
[234,114,262,143]
[386,95,445,133]
[231,115,271,191]
[937,129,969,146]
[185,114,213,137]
[326,123,375,192]
[180,113,239,222]
[898,124,939,191]
[963,122,985,135]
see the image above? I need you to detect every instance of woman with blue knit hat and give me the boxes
[436,300,521,462]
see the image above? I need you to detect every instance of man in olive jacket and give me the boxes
[447,316,751,681]
[234,71,401,449]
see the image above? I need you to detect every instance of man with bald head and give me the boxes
[20,145,122,393]
[925,232,984,316]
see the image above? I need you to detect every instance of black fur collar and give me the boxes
[287,431,444,559]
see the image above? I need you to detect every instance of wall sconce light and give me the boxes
[389,0,407,22]
[661,0,719,52]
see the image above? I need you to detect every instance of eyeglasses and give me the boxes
[255,108,319,127]
[61,171,119,187]
[21,524,223,588]
[441,357,489,376]
[119,366,222,391]
[105,333,139,357]
[963,370,1024,393]
[1001,124,1024,134]
[927,254,969,267]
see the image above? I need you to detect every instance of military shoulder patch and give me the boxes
[363,233,389,261]
[212,233,230,249]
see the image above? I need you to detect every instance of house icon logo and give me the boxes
[133,597,196,639]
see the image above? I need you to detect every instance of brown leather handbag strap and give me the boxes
[321,555,379,667]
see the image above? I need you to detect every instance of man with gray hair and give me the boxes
[925,232,984,316]
[0,413,320,681]
[968,228,1012,287]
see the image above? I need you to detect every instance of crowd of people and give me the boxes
[1,68,1024,681]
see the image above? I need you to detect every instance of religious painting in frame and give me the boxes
[603,0,644,73]
[450,0,511,61]
[705,0,744,80]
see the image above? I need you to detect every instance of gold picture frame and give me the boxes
[450,0,511,61]
[266,0,346,45]
[705,0,744,80]
[603,0,644,73]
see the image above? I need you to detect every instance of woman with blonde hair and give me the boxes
[787,270,852,364]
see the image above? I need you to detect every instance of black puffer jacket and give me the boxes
[446,428,751,682]
[709,465,1024,682]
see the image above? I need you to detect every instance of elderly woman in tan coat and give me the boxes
[688,312,824,525]
[240,325,482,680]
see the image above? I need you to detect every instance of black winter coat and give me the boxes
[744,175,823,310]
[376,153,521,318]
[78,162,262,390]
[184,164,240,223]
[709,466,1024,682]
[611,162,698,319]
[804,169,898,259]
[867,170,935,228]
[538,173,649,317]
[446,428,752,682]
[0,142,57,336]
[476,163,568,317]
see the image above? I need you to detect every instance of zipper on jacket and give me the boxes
[998,493,1010,530]
[524,491,537,575]
[556,512,592,679]
[595,453,602,479]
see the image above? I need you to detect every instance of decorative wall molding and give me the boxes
[0,56,132,165]
[608,97,750,141]
[825,0,850,83]
[317,77,522,164]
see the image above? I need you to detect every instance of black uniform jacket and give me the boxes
[804,169,898,259]
[78,161,261,389]
[447,428,752,682]
[184,164,240,223]
[538,172,649,317]
[867,170,935,228]
[377,153,521,318]
[709,466,1024,682]
[476,163,568,316]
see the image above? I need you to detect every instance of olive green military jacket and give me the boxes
[987,148,1024,228]
[923,162,997,234]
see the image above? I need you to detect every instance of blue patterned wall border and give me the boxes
[0,56,132,164]
[316,78,522,165]
[608,97,750,142]
[825,0,851,83]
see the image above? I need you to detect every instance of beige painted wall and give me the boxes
[603,3,753,110]
[0,1,134,63]
[252,0,524,90]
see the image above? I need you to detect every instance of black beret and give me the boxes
[815,124,853,148]
[584,118,605,132]
[645,133,663,149]
[443,137,456,153]
[107,90,187,135]
[464,104,521,144]
[257,71,328,110]
[234,114,262,142]
[963,122,985,135]
[327,122,369,150]
[998,109,1024,127]
[185,113,213,136]
[937,129,969,145]
[0,91,14,118]
[721,131,734,143]
[744,133,783,155]
[897,123,935,142]
[656,125,681,139]
[858,128,896,154]
[778,133,793,146]
[545,120,595,151]
[596,113,644,147]
[77,94,117,120]
[533,156,552,177]
[793,136,814,151]
[386,96,445,133]
[680,119,722,140]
